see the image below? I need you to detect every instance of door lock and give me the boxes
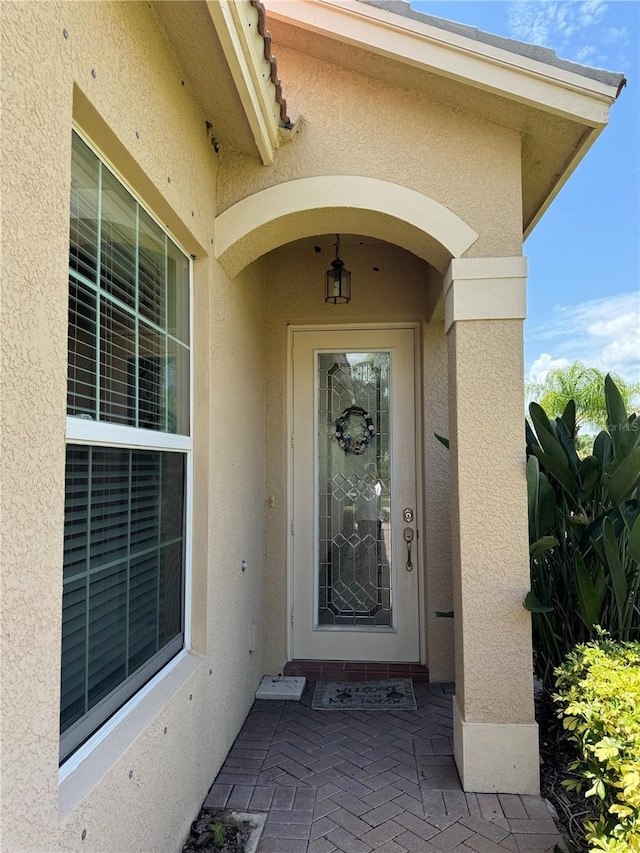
[403,526,414,572]
[403,507,414,523]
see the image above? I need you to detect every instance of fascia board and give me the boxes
[265,0,616,127]
[206,0,279,165]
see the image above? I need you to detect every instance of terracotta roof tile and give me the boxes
[250,0,291,126]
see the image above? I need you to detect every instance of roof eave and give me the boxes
[265,0,621,126]
[206,0,290,165]
[264,0,623,235]
[523,124,604,239]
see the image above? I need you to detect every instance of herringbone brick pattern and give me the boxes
[203,682,561,853]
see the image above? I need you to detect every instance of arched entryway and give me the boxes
[214,175,479,277]
[213,179,538,795]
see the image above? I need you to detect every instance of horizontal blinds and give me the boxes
[100,167,137,308]
[138,208,166,329]
[69,133,99,283]
[60,445,185,760]
[67,133,190,436]
[99,300,136,426]
[63,131,191,765]
[67,280,97,419]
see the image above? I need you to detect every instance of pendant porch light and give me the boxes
[325,234,351,304]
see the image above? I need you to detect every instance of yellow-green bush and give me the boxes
[554,636,640,852]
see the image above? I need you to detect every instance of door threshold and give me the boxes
[283,660,429,682]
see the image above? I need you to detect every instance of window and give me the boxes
[61,132,191,763]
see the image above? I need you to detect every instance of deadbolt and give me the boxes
[403,507,414,523]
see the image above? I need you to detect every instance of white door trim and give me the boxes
[286,322,425,663]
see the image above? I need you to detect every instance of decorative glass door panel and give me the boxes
[292,328,420,662]
[318,353,392,628]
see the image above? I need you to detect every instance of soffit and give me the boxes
[153,2,257,157]
[152,1,289,164]
[264,2,622,235]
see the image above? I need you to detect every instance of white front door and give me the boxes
[291,327,420,662]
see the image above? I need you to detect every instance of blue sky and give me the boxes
[411,0,640,387]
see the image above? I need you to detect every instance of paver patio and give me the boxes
[202,682,562,853]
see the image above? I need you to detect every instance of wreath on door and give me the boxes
[333,406,375,455]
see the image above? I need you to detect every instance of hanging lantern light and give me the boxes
[325,234,351,304]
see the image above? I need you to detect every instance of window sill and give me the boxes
[58,650,203,821]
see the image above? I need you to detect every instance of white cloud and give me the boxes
[577,0,608,28]
[573,44,603,64]
[527,353,570,383]
[507,0,627,68]
[602,26,630,46]
[526,291,640,384]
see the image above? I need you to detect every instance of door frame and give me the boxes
[286,322,426,663]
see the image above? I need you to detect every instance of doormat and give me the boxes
[312,678,416,711]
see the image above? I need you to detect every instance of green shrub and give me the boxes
[554,636,640,852]
[525,375,640,686]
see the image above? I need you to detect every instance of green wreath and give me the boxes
[333,406,375,455]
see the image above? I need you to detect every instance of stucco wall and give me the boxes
[422,325,454,682]
[447,320,533,723]
[217,43,524,260]
[1,1,533,846]
[1,3,265,851]
[260,241,453,676]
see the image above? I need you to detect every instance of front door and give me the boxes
[291,327,420,662]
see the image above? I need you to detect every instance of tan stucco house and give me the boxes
[0,1,624,850]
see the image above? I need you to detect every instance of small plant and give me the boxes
[183,809,250,852]
[212,822,226,847]
[554,635,640,852]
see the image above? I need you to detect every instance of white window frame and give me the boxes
[60,126,194,775]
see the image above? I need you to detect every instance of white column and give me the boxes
[445,256,539,795]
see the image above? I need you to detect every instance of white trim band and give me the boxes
[66,417,192,451]
[215,175,479,277]
[444,256,527,332]
[453,695,540,794]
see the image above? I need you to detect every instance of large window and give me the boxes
[61,132,191,763]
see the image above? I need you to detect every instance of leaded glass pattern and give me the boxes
[68,133,190,435]
[318,353,392,627]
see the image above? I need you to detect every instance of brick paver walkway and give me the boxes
[203,682,562,853]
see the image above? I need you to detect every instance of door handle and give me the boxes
[403,527,414,572]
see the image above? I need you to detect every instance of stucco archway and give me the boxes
[214,175,479,277]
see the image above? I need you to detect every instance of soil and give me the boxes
[182,809,251,853]
[536,688,594,853]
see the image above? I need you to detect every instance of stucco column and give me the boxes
[445,257,539,795]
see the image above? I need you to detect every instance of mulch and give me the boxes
[536,688,594,853]
[182,809,250,853]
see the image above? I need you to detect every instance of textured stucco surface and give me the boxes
[447,320,534,724]
[216,44,524,260]
[422,325,454,682]
[1,3,265,851]
[265,11,610,236]
[261,241,452,675]
[1,0,545,844]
